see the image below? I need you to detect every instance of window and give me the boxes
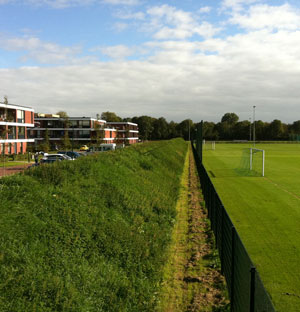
[18,126,25,139]
[7,110,16,122]
[78,130,90,138]
[79,120,91,128]
[8,127,16,139]
[17,110,25,123]
[70,120,78,128]
[47,120,54,128]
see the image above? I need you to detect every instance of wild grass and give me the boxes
[0,138,188,312]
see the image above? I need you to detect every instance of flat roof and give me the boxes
[0,102,34,112]
[35,117,106,122]
[106,122,138,126]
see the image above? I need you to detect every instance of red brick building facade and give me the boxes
[0,102,35,155]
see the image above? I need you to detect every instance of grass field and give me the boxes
[0,161,31,168]
[203,143,300,311]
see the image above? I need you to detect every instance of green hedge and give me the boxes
[0,138,188,312]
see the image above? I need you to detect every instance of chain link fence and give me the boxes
[192,121,275,312]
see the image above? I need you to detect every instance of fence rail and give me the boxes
[192,127,275,311]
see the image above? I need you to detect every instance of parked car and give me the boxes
[99,143,116,152]
[40,154,72,163]
[58,151,82,159]
[80,145,89,151]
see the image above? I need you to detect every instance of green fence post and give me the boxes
[231,226,236,312]
[250,267,256,312]
[221,205,225,275]
[196,121,203,164]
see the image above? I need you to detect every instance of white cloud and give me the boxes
[146,4,220,40]
[221,0,262,12]
[1,1,300,123]
[198,6,211,14]
[229,4,300,31]
[2,23,300,123]
[0,36,91,64]
[93,44,135,59]
[114,10,145,20]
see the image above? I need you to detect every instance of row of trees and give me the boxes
[38,111,299,144]
[101,112,300,141]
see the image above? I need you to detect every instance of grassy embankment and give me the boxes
[203,143,300,311]
[0,139,188,312]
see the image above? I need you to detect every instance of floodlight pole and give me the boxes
[253,106,256,147]
[249,118,252,142]
[262,150,265,177]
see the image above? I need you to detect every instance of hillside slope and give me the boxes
[0,139,188,312]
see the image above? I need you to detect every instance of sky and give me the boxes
[1,0,300,123]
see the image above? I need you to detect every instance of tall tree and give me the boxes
[233,120,251,140]
[267,119,284,140]
[43,128,50,152]
[132,116,155,140]
[56,111,69,118]
[221,113,239,124]
[168,121,178,139]
[203,122,218,140]
[291,120,300,134]
[61,116,71,149]
[152,117,169,140]
[101,111,122,122]
[176,119,193,141]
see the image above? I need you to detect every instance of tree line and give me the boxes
[101,111,300,141]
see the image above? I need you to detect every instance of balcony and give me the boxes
[0,107,16,123]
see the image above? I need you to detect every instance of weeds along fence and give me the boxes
[192,122,276,312]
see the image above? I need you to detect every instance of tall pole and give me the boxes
[249,117,252,142]
[253,106,256,147]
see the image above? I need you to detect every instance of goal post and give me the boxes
[250,148,265,177]
[203,140,216,150]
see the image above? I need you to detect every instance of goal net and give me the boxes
[250,148,265,177]
[237,148,265,177]
[203,140,216,150]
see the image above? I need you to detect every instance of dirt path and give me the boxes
[158,145,229,312]
[0,163,31,178]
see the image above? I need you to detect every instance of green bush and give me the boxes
[0,138,188,311]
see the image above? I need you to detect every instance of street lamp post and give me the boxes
[253,106,256,147]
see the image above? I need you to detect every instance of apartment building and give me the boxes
[0,102,35,155]
[107,122,139,145]
[30,114,117,148]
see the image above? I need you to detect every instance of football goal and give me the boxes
[250,148,265,177]
[203,140,216,150]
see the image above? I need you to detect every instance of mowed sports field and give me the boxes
[203,143,300,312]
